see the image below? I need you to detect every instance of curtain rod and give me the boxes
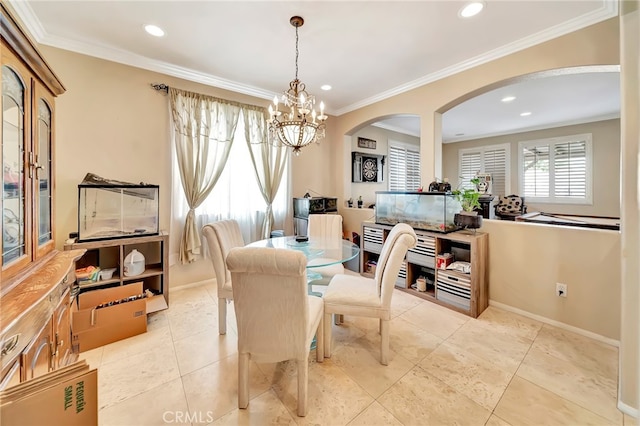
[150,83,169,93]
[149,82,267,112]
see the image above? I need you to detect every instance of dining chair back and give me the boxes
[322,222,417,365]
[202,220,245,335]
[226,246,323,417]
[307,214,345,283]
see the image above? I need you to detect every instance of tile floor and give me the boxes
[81,281,633,426]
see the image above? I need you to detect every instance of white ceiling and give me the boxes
[9,0,620,140]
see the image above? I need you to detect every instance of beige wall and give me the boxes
[442,119,621,217]
[619,0,639,414]
[481,220,620,340]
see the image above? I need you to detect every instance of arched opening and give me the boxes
[436,65,620,221]
[341,114,421,209]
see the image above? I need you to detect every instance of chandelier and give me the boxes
[268,16,327,156]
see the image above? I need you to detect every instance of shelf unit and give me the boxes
[361,222,488,318]
[64,233,169,313]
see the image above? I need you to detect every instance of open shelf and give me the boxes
[65,233,169,312]
[361,222,488,318]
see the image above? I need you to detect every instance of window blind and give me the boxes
[389,144,420,191]
[459,144,508,195]
[519,134,591,203]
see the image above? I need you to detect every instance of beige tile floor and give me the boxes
[81,281,632,426]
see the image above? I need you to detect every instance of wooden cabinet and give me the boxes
[53,290,72,368]
[361,222,488,318]
[64,233,170,313]
[0,250,85,390]
[0,3,84,391]
[1,2,66,286]
[21,319,53,381]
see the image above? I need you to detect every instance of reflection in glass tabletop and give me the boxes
[247,236,360,268]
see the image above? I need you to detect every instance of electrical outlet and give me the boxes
[556,283,567,298]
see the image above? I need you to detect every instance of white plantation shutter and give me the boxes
[519,134,591,203]
[554,140,587,198]
[459,152,481,190]
[389,143,420,191]
[483,148,507,197]
[458,144,509,194]
[522,145,550,197]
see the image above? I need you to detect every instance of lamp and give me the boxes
[268,16,327,156]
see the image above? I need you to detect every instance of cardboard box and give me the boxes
[72,282,147,353]
[436,253,454,270]
[0,361,97,425]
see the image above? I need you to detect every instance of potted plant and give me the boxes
[452,178,483,230]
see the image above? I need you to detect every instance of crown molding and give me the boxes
[11,0,618,117]
[10,0,278,102]
[335,0,619,116]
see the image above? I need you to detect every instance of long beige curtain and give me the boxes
[169,88,241,263]
[243,106,288,239]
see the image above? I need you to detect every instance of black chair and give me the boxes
[494,195,527,220]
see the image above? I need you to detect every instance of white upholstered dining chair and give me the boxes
[226,246,324,417]
[202,220,245,335]
[306,214,345,284]
[322,223,417,365]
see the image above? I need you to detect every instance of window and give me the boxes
[519,133,592,204]
[458,144,510,196]
[171,113,290,249]
[389,141,420,191]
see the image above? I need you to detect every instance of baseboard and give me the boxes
[617,400,639,419]
[169,278,215,293]
[489,300,620,347]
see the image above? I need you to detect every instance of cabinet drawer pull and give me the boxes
[1,334,20,356]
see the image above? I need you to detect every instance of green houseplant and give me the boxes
[452,177,481,213]
[452,177,483,231]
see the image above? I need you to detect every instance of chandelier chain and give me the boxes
[295,25,299,81]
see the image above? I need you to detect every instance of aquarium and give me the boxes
[375,191,461,233]
[78,182,159,242]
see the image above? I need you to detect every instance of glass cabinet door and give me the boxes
[2,65,27,266]
[36,97,53,248]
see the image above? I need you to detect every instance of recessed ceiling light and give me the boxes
[520,112,532,117]
[459,2,485,18]
[144,24,165,37]
[321,84,332,91]
[501,96,516,103]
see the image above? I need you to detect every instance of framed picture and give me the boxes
[357,137,377,149]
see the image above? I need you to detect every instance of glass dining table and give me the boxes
[247,235,360,284]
